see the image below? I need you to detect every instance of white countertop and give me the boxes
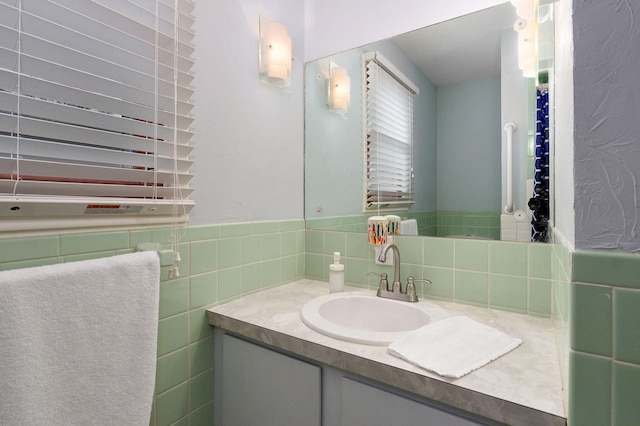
[207,279,566,426]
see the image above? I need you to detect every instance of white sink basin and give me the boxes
[300,291,449,345]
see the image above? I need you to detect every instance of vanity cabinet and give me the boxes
[214,329,490,426]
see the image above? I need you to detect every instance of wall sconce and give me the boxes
[511,0,538,78]
[327,61,350,116]
[259,15,292,90]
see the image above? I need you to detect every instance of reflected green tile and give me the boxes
[262,233,280,260]
[156,347,188,394]
[160,277,189,318]
[190,240,217,274]
[422,267,454,300]
[296,253,305,278]
[279,219,304,231]
[528,244,552,279]
[281,255,298,282]
[346,232,370,259]
[262,259,281,287]
[280,231,297,256]
[344,257,369,285]
[423,237,454,268]
[529,278,552,316]
[573,250,640,289]
[63,251,115,263]
[455,270,488,306]
[454,239,488,272]
[129,228,173,247]
[490,275,527,313]
[569,351,611,426]
[157,313,189,356]
[190,336,214,377]
[219,223,252,238]
[252,221,279,234]
[156,381,189,426]
[190,369,214,410]
[306,230,325,254]
[242,262,263,293]
[395,236,422,264]
[218,267,242,301]
[242,235,262,264]
[614,288,640,363]
[0,256,63,271]
[190,307,214,343]
[190,401,213,426]
[571,283,612,356]
[183,225,219,242]
[190,272,217,308]
[613,362,640,425]
[490,241,527,276]
[324,232,346,256]
[305,253,326,280]
[218,238,242,269]
[60,231,128,255]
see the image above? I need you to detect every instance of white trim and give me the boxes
[362,51,419,95]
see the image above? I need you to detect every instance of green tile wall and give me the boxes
[0,219,305,426]
[305,230,553,316]
[569,249,640,426]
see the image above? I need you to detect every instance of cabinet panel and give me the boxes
[220,334,321,426]
[341,377,483,426]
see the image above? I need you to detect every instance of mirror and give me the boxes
[304,2,554,242]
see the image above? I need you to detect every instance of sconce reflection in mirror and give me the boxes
[511,0,538,78]
[327,61,350,117]
[259,15,292,90]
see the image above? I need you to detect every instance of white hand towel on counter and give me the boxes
[0,251,160,426]
[400,219,418,235]
[387,316,522,379]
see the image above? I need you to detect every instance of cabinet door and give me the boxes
[341,378,484,426]
[220,334,321,426]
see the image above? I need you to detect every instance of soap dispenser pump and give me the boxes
[329,252,345,293]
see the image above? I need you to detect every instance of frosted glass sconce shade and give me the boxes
[259,15,292,89]
[328,63,350,115]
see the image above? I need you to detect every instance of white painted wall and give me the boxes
[189,0,305,225]
[304,0,506,62]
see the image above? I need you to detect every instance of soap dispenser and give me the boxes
[329,252,345,293]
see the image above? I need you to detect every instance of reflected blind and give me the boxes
[0,0,195,216]
[364,52,417,210]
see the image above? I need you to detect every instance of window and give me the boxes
[363,52,418,212]
[0,0,194,227]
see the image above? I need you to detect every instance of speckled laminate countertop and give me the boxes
[207,279,566,426]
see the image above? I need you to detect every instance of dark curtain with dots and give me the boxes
[529,86,549,242]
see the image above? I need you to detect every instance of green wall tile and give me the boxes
[189,401,213,426]
[281,231,298,256]
[279,219,304,231]
[262,259,281,287]
[155,381,189,426]
[571,283,612,356]
[60,231,128,255]
[0,256,63,271]
[183,225,219,242]
[242,235,262,264]
[219,223,252,238]
[573,250,640,289]
[305,230,325,254]
[423,237,454,268]
[305,253,326,280]
[190,369,214,411]
[190,272,217,308]
[262,233,281,260]
[454,239,488,272]
[490,242,527,276]
[455,270,488,306]
[160,278,189,318]
[529,278,552,316]
[218,238,242,269]
[218,267,242,301]
[614,288,640,364]
[528,244,552,279]
[281,255,299,282]
[189,336,214,377]
[346,232,370,259]
[242,262,263,293]
[156,347,189,394]
[422,267,454,300]
[490,275,527,313]
[324,232,346,256]
[252,221,279,234]
[569,351,611,426]
[190,240,217,274]
[157,313,189,356]
[395,236,422,265]
[344,258,369,286]
[613,362,640,426]
[190,307,214,343]
[129,228,173,247]
[0,236,59,263]
[63,251,116,263]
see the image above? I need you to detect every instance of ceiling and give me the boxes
[392,2,517,87]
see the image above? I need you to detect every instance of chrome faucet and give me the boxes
[375,244,430,303]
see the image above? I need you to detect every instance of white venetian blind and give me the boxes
[364,52,418,210]
[0,0,195,218]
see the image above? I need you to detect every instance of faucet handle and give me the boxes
[406,276,432,286]
[368,272,390,292]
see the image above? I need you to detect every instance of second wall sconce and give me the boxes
[327,61,350,117]
[259,15,292,90]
